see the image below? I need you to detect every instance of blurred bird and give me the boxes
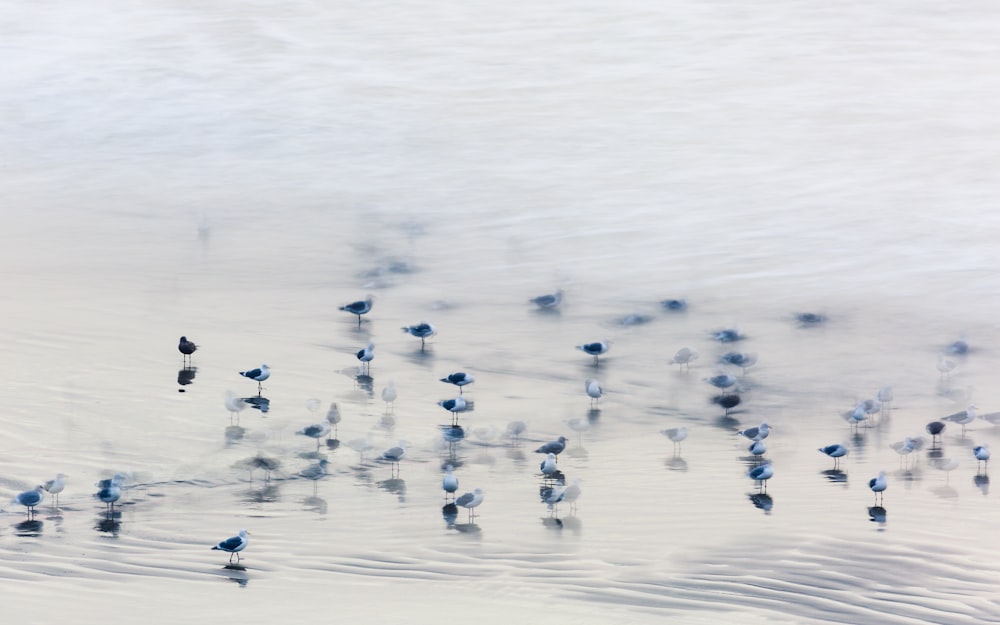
[576,341,609,365]
[43,474,66,506]
[585,378,603,406]
[381,381,397,413]
[441,372,475,394]
[818,444,848,469]
[178,336,197,365]
[869,471,887,504]
[401,322,436,350]
[669,347,698,371]
[339,295,373,325]
[530,290,563,310]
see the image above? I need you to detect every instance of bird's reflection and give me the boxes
[326,438,341,451]
[378,477,406,501]
[541,516,563,529]
[244,396,270,413]
[95,515,121,535]
[441,424,465,444]
[821,469,848,483]
[868,505,887,524]
[177,367,197,388]
[221,565,250,586]
[442,503,459,525]
[355,374,374,396]
[405,348,434,367]
[225,425,246,442]
[666,456,688,472]
[303,495,327,514]
[236,455,281,482]
[378,415,396,432]
[14,519,43,536]
[243,483,281,504]
[748,492,773,512]
[975,474,990,495]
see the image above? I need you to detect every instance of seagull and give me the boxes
[661,299,688,312]
[43,474,66,506]
[818,444,848,468]
[401,322,436,350]
[438,396,469,425]
[974,445,991,472]
[942,404,976,434]
[979,410,1000,426]
[585,379,603,406]
[748,439,767,459]
[530,290,563,310]
[889,437,918,465]
[539,453,559,476]
[876,386,894,415]
[96,474,124,513]
[356,342,375,373]
[15,485,45,516]
[297,421,332,449]
[712,327,743,342]
[326,402,342,436]
[505,420,527,443]
[212,529,250,564]
[339,295,373,326]
[381,440,407,476]
[843,402,868,429]
[562,479,582,513]
[455,488,484,522]
[795,312,826,325]
[224,391,248,423]
[239,364,270,393]
[946,338,969,355]
[705,372,738,394]
[534,436,568,458]
[669,347,698,371]
[299,459,329,481]
[869,471,887,504]
[719,352,757,374]
[541,485,565,513]
[441,372,475,394]
[737,422,770,441]
[715,394,742,415]
[661,427,688,452]
[926,420,946,443]
[381,381,397,412]
[576,341,609,365]
[748,463,774,491]
[178,336,197,365]
[936,353,957,379]
[442,465,459,500]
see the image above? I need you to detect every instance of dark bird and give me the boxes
[818,444,849,469]
[212,529,250,564]
[530,290,563,310]
[441,372,475,394]
[401,322,436,350]
[178,336,197,365]
[576,341,609,365]
[925,420,946,443]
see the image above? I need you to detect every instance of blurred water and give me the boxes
[3,1,1000,623]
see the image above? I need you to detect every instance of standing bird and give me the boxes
[326,402,342,437]
[43,474,66,507]
[748,439,767,460]
[299,459,329,482]
[748,464,774,491]
[869,471,888,504]
[661,427,688,452]
[936,353,957,379]
[238,364,270,394]
[442,465,459,500]
[224,391,248,423]
[96,474,124,514]
[212,529,251,564]
[669,347,698,371]
[380,440,407,476]
[925,420,946,444]
[401,322,436,350]
[178,336,197,366]
[438,396,468,425]
[720,352,757,375]
[942,404,976,435]
[534,436,569,459]
[705,372,738,394]
[818,444,848,469]
[530,289,563,311]
[585,379,603,406]
[15,485,45,517]
[381,381,397,413]
[576,341,610,365]
[539,453,559,476]
[297,421,331,450]
[441,372,475,394]
[737,422,771,441]
[356,342,375,373]
[455,488,484,522]
[562,479,583,514]
[339,295,373,326]
[974,445,991,473]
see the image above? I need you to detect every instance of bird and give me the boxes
[926,420,946,443]
[442,465,459,500]
[705,372,738,394]
[539,453,559,476]
[942,404,976,434]
[877,386,894,415]
[356,342,375,373]
[869,471,887,504]
[326,402,342,437]
[585,379,603,406]
[299,459,329,481]
[719,352,757,374]
[238,364,270,393]
[669,347,698,371]
[889,438,919,466]
[381,381,397,412]
[339,295,373,326]
[224,391,248,423]
[562,479,583,513]
[946,339,969,355]
[661,427,688,452]
[661,299,688,312]
[936,353,957,379]
[212,529,250,564]
[748,440,767,459]
[737,422,770,441]
[712,327,743,342]
[438,396,469,425]
[297,421,331,449]
[178,336,197,365]
[15,485,45,516]
[748,463,774,491]
[843,401,869,429]
[401,322,436,350]
[505,420,527,443]
[43,474,66,506]
[455,488,484,522]
[795,312,826,325]
[974,445,991,472]
[530,289,563,310]
[715,394,742,415]
[441,372,475,394]
[534,436,568,458]
[818,444,848,468]
[541,485,565,513]
[576,341,610,365]
[96,474,124,513]
[381,440,407,475]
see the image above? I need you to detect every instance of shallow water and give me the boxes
[3,1,1000,623]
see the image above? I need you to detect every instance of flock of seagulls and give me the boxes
[7,287,996,563]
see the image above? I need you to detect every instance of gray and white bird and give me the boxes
[238,364,270,393]
[212,528,250,564]
[534,436,568,458]
[737,422,771,441]
[381,381,397,413]
[576,341,610,365]
[442,465,459,500]
[356,342,375,373]
[539,453,559,476]
[455,488,484,521]
[818,444,848,468]
[585,379,603,406]
[869,471,888,504]
[43,474,66,506]
[401,322,436,350]
[339,295,373,325]
[942,404,977,434]
[15,485,45,516]
[669,347,698,371]
[441,372,475,394]
[661,427,688,452]
[530,289,563,310]
[297,421,332,449]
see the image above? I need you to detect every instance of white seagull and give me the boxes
[455,488,484,521]
[238,364,270,393]
[585,379,603,406]
[43,474,66,506]
[212,528,250,564]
